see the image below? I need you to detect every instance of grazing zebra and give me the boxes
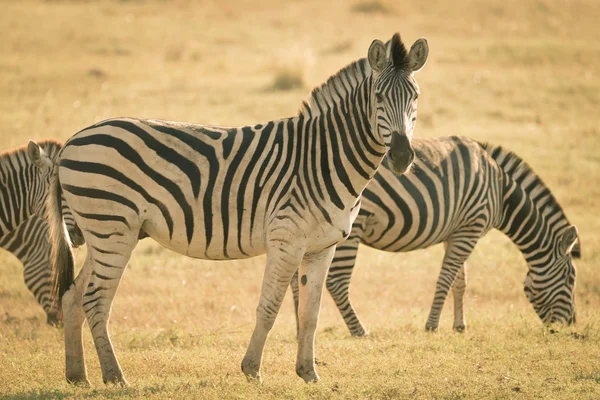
[291,136,579,336]
[0,141,83,325]
[28,33,429,385]
[0,141,60,323]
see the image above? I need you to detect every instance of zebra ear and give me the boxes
[560,225,579,256]
[571,238,581,259]
[27,141,52,171]
[408,38,429,73]
[368,39,388,73]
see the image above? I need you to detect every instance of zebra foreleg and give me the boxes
[62,251,93,385]
[425,238,477,332]
[295,246,335,383]
[452,263,467,332]
[242,243,305,383]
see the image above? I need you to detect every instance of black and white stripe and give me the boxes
[291,136,579,335]
[0,141,60,323]
[36,33,429,384]
[0,141,84,324]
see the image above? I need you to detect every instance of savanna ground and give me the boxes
[1,0,599,398]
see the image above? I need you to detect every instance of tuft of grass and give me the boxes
[351,0,390,14]
[268,68,305,91]
[320,40,353,55]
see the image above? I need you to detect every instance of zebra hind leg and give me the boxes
[452,263,467,332]
[82,231,138,385]
[425,238,477,332]
[62,251,94,385]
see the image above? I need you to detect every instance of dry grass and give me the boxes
[0,0,599,398]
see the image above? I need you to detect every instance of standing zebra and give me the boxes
[29,33,429,385]
[0,141,83,325]
[292,136,579,336]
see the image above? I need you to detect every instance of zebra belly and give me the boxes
[142,215,267,260]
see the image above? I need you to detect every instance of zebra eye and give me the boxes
[375,93,384,103]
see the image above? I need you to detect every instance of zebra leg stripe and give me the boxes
[425,237,477,332]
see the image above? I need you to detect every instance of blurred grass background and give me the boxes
[0,0,599,398]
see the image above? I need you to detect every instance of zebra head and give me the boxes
[367,33,428,175]
[524,225,579,326]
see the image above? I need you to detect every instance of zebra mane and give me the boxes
[298,57,371,117]
[479,142,576,248]
[0,139,63,168]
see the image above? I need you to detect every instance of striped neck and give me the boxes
[498,173,571,271]
[298,62,386,210]
[0,140,62,235]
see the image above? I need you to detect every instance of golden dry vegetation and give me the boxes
[0,0,599,398]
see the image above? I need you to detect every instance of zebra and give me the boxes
[0,141,83,325]
[28,33,429,385]
[0,141,61,324]
[291,136,579,336]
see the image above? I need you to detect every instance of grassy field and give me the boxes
[1,0,599,398]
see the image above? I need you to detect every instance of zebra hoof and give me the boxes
[46,312,61,327]
[350,327,369,337]
[453,324,466,333]
[296,364,319,383]
[425,323,438,332]
[66,374,91,387]
[102,371,128,386]
[241,358,263,384]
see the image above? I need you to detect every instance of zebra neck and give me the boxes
[498,178,567,267]
[303,81,386,209]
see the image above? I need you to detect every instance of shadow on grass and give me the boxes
[0,385,162,400]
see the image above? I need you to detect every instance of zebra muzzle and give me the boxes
[388,133,414,174]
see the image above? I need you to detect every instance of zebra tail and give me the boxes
[47,163,75,318]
